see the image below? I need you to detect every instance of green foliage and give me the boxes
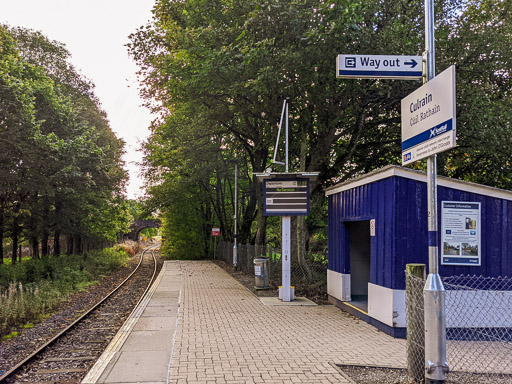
[159,186,207,260]
[129,0,512,256]
[140,227,159,239]
[0,25,129,264]
[2,331,18,340]
[0,246,130,336]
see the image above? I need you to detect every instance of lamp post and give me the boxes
[233,163,238,270]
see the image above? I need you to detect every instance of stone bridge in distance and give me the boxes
[125,219,161,241]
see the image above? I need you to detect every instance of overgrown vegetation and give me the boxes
[0,246,131,337]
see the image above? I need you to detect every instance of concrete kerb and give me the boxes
[81,261,170,384]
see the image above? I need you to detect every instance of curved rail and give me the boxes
[0,243,160,382]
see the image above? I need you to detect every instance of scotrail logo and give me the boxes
[403,153,412,162]
[430,124,448,138]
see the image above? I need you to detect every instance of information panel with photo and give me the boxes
[441,201,481,266]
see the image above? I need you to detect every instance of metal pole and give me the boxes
[424,0,447,382]
[278,98,292,302]
[233,164,238,270]
[281,216,291,301]
[285,100,289,173]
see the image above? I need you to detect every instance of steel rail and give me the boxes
[0,243,160,382]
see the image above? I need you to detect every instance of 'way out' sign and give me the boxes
[336,54,423,80]
[401,65,456,165]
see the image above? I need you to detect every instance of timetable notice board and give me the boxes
[441,201,481,266]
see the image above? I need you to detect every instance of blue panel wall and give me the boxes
[329,174,512,291]
[394,178,512,288]
[394,177,428,289]
[328,178,396,287]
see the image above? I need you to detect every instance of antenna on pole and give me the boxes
[272,99,289,170]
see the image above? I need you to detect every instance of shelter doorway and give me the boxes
[347,220,371,312]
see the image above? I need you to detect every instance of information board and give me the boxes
[263,179,309,216]
[441,201,481,266]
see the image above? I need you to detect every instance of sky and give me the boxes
[0,0,155,199]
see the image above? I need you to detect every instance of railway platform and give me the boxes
[83,260,406,384]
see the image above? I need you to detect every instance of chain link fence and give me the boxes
[444,275,512,383]
[216,241,327,300]
[406,272,512,383]
[406,271,426,384]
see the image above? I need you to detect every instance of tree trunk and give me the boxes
[254,178,266,245]
[66,235,74,255]
[290,216,298,264]
[238,166,259,244]
[53,201,62,256]
[297,216,313,282]
[74,236,82,255]
[12,219,18,264]
[297,124,313,281]
[41,199,50,257]
[0,205,3,264]
[31,236,39,259]
[11,202,21,264]
[53,230,61,256]
[41,232,49,257]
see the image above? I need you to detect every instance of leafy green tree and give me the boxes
[1,26,129,261]
[130,0,512,257]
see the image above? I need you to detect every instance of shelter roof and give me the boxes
[324,165,512,201]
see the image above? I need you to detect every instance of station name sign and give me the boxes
[401,65,456,165]
[336,54,423,80]
[263,179,310,216]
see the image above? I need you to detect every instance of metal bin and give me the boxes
[253,257,269,289]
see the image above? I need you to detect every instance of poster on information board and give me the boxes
[441,201,481,266]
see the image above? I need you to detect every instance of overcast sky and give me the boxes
[0,0,155,199]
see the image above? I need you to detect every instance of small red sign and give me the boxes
[211,228,220,237]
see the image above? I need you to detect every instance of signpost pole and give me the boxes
[281,216,291,301]
[233,164,238,270]
[281,99,292,301]
[424,0,447,382]
[285,100,289,173]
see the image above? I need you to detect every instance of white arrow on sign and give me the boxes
[337,54,423,80]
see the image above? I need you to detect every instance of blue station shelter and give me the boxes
[325,165,512,337]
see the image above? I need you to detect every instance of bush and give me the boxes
[0,246,131,337]
[113,240,139,256]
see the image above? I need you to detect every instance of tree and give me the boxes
[0,26,129,261]
[130,0,512,258]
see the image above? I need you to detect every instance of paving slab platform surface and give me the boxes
[83,261,406,384]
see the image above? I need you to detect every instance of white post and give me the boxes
[233,164,238,270]
[281,216,291,301]
[424,0,447,382]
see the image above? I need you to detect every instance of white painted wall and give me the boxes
[368,283,406,328]
[327,269,351,301]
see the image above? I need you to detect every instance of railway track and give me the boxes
[0,243,161,384]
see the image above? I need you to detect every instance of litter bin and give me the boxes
[253,258,269,289]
